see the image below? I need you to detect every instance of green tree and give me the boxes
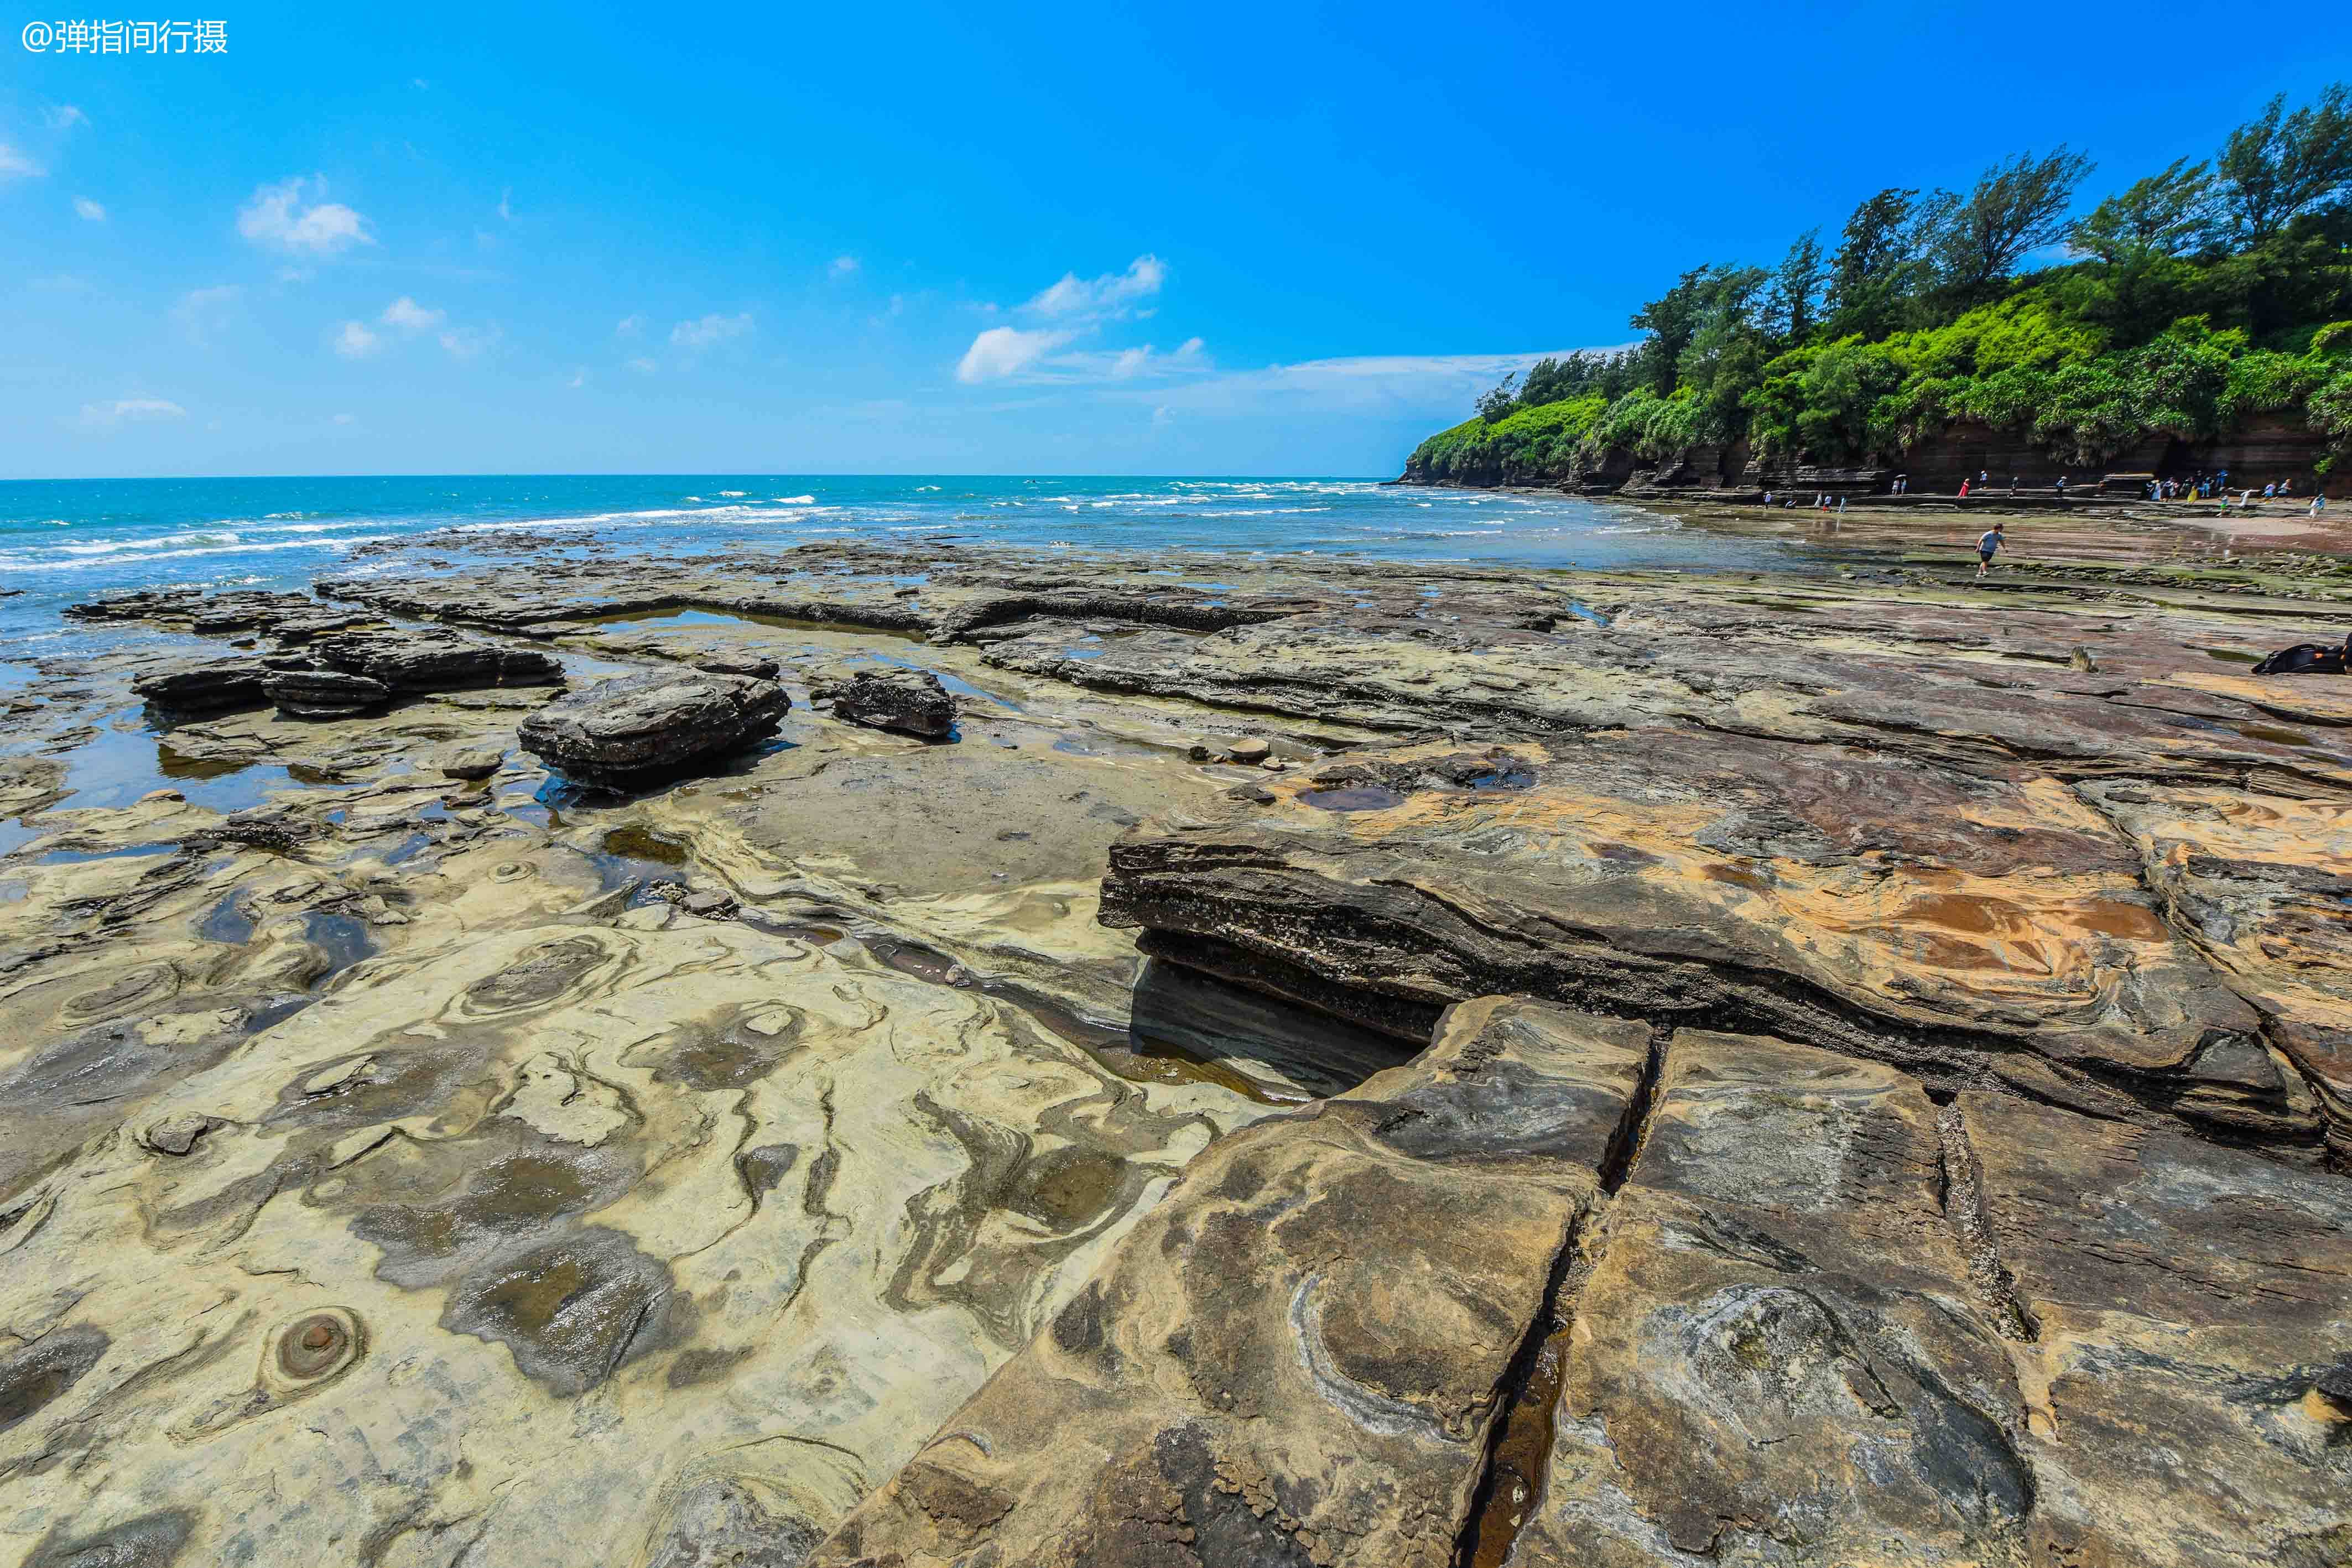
[1826,188,1927,338]
[2215,85,2352,245]
[2072,158,2219,261]
[1474,372,1519,423]
[1924,147,2095,305]
[1630,266,1723,394]
[1764,228,1827,342]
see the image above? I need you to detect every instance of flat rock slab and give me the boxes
[0,920,1262,1566]
[808,998,1651,1568]
[810,664,958,738]
[1101,731,2323,1155]
[821,1013,2352,1568]
[1958,1092,2352,1566]
[1514,1030,2033,1566]
[518,669,791,787]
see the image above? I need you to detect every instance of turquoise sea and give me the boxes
[0,474,1802,648]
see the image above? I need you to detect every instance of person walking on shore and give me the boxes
[1976,521,2006,579]
[2314,493,2328,518]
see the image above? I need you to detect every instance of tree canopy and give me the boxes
[1423,86,2352,484]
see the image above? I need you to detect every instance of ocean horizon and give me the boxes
[0,473,1802,648]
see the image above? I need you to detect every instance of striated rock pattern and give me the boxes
[809,997,1650,1568]
[0,915,1263,1565]
[518,668,792,786]
[128,627,561,719]
[814,1003,2352,1567]
[1100,732,2330,1159]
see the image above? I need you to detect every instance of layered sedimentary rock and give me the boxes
[809,997,1650,1568]
[811,664,959,738]
[1101,731,2329,1157]
[518,669,792,786]
[306,626,564,692]
[20,538,2352,1568]
[814,1007,2352,1567]
[132,656,278,713]
[263,667,394,718]
[128,628,561,719]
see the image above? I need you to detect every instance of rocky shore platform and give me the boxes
[3,532,2348,1566]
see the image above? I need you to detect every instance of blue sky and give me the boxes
[5,1,2348,479]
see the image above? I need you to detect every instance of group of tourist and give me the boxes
[2143,472,2327,514]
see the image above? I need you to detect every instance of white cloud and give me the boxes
[958,325,1079,383]
[670,312,754,348]
[626,356,658,374]
[1023,255,1166,320]
[380,295,445,333]
[44,105,89,131]
[830,254,860,277]
[0,144,43,180]
[171,284,241,346]
[333,413,356,424]
[334,320,382,358]
[497,187,513,222]
[566,369,587,389]
[616,314,643,337]
[79,396,186,430]
[237,176,372,257]
[438,326,497,359]
[72,195,106,221]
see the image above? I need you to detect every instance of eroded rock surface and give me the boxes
[1101,731,2327,1157]
[0,917,1263,1565]
[810,664,958,739]
[20,537,2352,1567]
[816,1008,2351,1568]
[809,997,1649,1568]
[518,669,792,786]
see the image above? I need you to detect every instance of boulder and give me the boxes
[309,628,564,691]
[518,669,791,787]
[263,669,393,719]
[809,664,956,739]
[432,744,507,782]
[694,652,782,679]
[131,658,274,713]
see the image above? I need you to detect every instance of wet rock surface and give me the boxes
[518,668,792,786]
[12,536,2352,1565]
